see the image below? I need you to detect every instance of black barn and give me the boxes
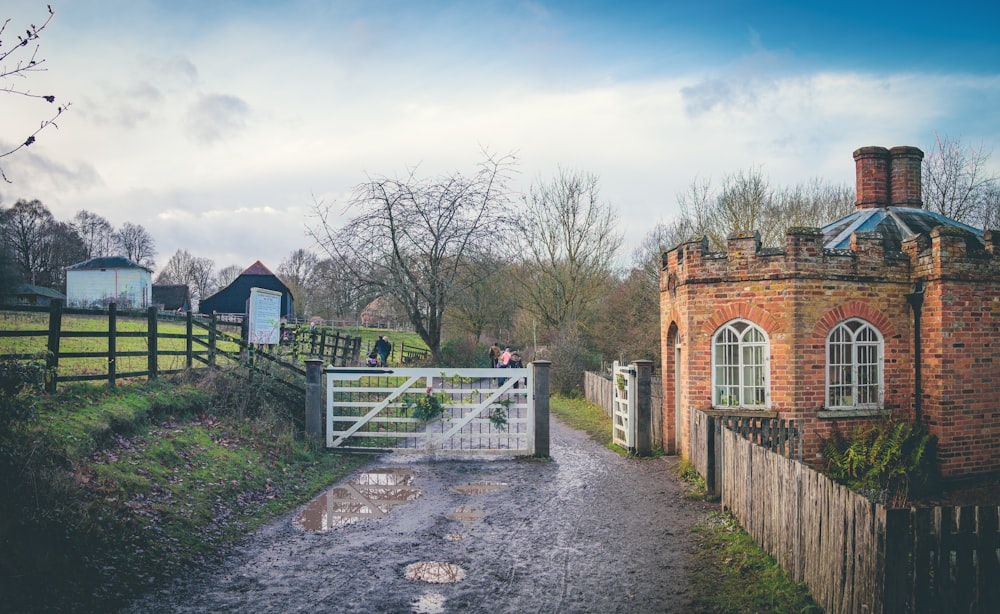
[198,261,294,317]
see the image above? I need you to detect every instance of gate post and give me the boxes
[632,359,653,456]
[305,359,324,444]
[531,360,551,458]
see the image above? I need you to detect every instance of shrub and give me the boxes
[820,419,938,507]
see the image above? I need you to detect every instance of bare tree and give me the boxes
[72,210,115,258]
[213,264,242,290]
[516,168,623,332]
[444,253,518,344]
[772,178,855,230]
[155,249,215,301]
[308,256,378,321]
[114,222,156,268]
[0,198,83,287]
[922,133,999,227]
[713,167,776,246]
[1,5,70,183]
[309,151,518,361]
[277,248,318,318]
[0,198,54,284]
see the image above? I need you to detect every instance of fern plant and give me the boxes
[820,418,938,507]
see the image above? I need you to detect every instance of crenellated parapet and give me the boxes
[662,226,917,288]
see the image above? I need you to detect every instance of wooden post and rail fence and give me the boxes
[0,300,362,393]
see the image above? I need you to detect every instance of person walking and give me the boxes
[375,335,391,367]
[488,342,502,367]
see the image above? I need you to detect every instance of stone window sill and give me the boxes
[818,408,888,419]
[703,408,778,418]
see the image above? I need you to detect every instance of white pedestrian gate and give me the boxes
[612,361,637,451]
[326,366,533,455]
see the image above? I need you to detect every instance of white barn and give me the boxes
[66,257,152,308]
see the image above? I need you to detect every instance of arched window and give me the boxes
[826,318,883,409]
[712,320,769,408]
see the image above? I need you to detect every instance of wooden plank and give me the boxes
[108,302,117,388]
[978,506,1000,613]
[45,299,62,392]
[953,506,976,612]
[879,506,912,613]
[912,506,932,614]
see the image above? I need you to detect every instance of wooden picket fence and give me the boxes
[0,301,361,393]
[719,427,1000,613]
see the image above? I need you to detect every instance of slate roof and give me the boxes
[66,256,152,272]
[14,284,65,300]
[821,207,985,254]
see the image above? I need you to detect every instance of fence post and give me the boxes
[147,306,158,380]
[531,360,551,458]
[705,413,717,497]
[208,312,218,367]
[45,299,63,392]
[305,359,324,444]
[108,302,117,388]
[185,311,193,369]
[632,359,653,456]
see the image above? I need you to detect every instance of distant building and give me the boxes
[10,284,65,306]
[65,257,152,309]
[198,260,294,317]
[152,284,191,312]
[661,146,1000,479]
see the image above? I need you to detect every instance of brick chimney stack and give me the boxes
[854,146,890,209]
[889,146,924,208]
[853,145,924,210]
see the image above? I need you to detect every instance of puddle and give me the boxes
[452,481,509,495]
[412,591,446,613]
[295,467,420,531]
[447,505,484,522]
[405,561,466,584]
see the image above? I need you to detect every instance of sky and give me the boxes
[2,0,999,276]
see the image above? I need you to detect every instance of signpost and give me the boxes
[247,287,282,345]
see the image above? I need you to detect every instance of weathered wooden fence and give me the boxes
[0,301,361,392]
[584,369,662,450]
[719,426,1000,613]
[690,409,802,496]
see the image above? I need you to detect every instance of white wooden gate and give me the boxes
[326,366,533,455]
[612,361,637,451]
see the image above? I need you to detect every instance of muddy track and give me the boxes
[127,418,715,613]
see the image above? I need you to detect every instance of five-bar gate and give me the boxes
[325,366,535,455]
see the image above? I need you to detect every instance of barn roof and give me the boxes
[14,284,65,299]
[198,261,294,317]
[66,256,152,272]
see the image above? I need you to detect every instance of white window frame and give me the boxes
[825,318,884,410]
[711,319,770,409]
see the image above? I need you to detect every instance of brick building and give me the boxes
[659,145,1000,478]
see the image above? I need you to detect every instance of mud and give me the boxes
[126,418,715,613]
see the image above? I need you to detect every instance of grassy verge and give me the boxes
[0,367,370,613]
[553,395,818,613]
[688,511,819,613]
[549,393,615,448]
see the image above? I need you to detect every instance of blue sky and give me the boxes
[2,0,998,273]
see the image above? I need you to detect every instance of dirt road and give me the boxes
[127,418,715,613]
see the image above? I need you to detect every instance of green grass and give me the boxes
[688,512,820,613]
[0,370,370,612]
[550,394,616,448]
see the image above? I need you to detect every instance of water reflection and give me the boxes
[447,505,485,522]
[296,467,421,531]
[452,481,509,495]
[411,591,446,613]
[405,561,466,584]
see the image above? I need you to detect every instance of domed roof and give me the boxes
[821,207,984,253]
